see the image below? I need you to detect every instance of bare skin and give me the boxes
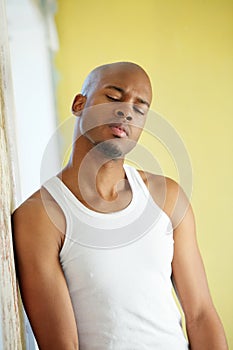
[13,62,228,349]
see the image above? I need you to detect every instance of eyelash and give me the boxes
[106,95,145,116]
[133,106,145,115]
[106,95,120,101]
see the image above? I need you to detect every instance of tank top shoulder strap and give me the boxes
[42,176,72,221]
[123,164,150,198]
[124,164,172,229]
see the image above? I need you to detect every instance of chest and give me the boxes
[62,219,174,299]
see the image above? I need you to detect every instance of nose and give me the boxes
[115,109,132,121]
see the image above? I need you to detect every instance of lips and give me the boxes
[109,123,129,138]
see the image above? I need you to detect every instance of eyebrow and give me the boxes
[104,85,150,108]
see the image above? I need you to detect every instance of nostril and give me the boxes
[116,110,124,117]
[126,116,132,121]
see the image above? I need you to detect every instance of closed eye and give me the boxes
[106,95,120,102]
[133,105,145,115]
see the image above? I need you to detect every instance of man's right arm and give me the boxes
[12,196,79,350]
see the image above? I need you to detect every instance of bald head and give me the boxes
[81,62,152,101]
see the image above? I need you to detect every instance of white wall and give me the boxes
[6,0,60,204]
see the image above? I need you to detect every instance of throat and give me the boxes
[97,186,119,202]
[80,178,132,213]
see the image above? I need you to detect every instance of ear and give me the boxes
[71,94,87,116]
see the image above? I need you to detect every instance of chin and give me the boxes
[95,142,123,159]
[95,139,136,159]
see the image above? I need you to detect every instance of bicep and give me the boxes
[13,204,79,350]
[172,203,214,324]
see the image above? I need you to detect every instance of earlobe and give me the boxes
[71,94,87,116]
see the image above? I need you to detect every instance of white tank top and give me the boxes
[43,165,189,350]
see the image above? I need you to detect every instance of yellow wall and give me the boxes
[55,0,233,346]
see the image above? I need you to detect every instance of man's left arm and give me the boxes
[170,182,228,350]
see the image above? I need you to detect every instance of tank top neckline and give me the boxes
[53,164,144,218]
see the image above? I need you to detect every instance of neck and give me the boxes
[63,134,126,201]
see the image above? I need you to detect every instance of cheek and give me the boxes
[130,124,144,140]
[81,104,113,132]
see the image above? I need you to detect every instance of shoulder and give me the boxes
[138,169,178,191]
[137,170,190,228]
[12,187,66,254]
[137,169,182,203]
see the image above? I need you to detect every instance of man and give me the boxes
[13,62,228,349]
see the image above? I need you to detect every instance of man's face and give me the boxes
[76,66,152,159]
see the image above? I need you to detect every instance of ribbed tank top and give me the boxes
[43,164,189,350]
